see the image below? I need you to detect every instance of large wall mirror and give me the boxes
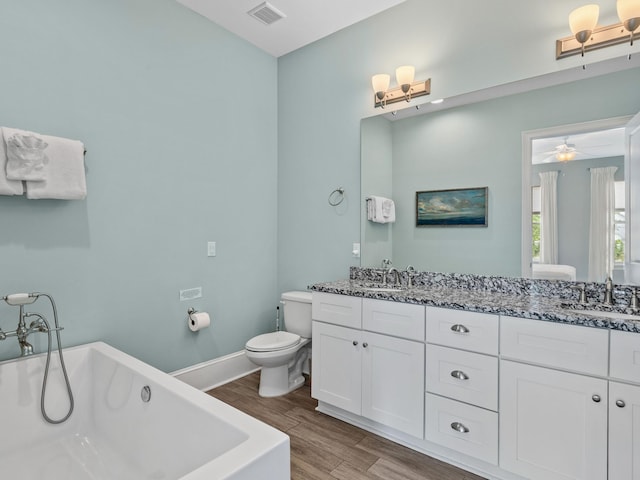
[360,65,640,280]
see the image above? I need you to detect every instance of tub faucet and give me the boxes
[1,296,47,356]
[385,267,401,287]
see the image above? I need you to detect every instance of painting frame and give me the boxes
[416,187,488,227]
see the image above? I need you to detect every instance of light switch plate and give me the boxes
[207,241,216,257]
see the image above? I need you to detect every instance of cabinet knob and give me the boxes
[450,422,469,433]
[363,342,368,348]
[352,341,358,346]
[592,394,601,403]
[616,399,626,408]
[450,370,469,380]
[450,324,469,334]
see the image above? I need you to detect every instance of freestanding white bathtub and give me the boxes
[0,342,290,479]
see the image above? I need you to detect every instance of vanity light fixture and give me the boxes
[372,65,431,108]
[556,0,640,59]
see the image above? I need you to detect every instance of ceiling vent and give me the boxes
[247,2,286,25]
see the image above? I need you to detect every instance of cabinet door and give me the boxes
[361,331,425,438]
[609,382,640,480]
[500,360,607,480]
[311,322,362,414]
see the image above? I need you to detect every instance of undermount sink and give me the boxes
[564,308,640,321]
[362,286,404,293]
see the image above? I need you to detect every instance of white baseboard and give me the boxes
[171,350,260,392]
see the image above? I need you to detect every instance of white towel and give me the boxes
[0,128,24,195]
[367,195,396,223]
[25,134,86,200]
[3,127,49,182]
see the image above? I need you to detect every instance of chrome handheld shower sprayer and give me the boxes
[1,292,74,424]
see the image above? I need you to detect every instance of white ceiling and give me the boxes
[176,0,407,57]
[532,127,625,165]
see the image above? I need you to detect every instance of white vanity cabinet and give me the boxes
[311,293,425,438]
[499,316,609,480]
[311,288,640,480]
[609,330,640,480]
[424,307,499,464]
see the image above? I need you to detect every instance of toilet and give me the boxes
[245,291,312,397]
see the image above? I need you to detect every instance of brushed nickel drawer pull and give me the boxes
[451,422,469,433]
[592,394,601,403]
[616,399,626,408]
[363,342,368,348]
[450,370,469,380]
[451,324,469,334]
[352,340,358,346]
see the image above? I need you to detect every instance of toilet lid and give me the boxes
[246,331,301,352]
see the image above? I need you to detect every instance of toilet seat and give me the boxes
[245,331,301,352]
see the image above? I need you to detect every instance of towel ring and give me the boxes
[328,187,345,206]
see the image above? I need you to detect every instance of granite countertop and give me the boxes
[310,279,640,334]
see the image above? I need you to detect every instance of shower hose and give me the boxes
[28,293,75,424]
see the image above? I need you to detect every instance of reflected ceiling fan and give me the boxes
[540,136,604,163]
[542,137,579,162]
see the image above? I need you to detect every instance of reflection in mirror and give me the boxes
[525,122,627,283]
[361,66,640,279]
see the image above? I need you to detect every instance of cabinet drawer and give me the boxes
[312,292,362,329]
[610,330,640,383]
[425,307,498,355]
[362,298,425,341]
[500,316,608,376]
[425,393,498,465]
[425,345,498,411]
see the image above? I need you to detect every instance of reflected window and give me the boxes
[532,186,541,263]
[532,182,626,265]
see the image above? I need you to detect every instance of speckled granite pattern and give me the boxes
[309,268,640,334]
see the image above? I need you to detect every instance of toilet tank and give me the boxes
[281,291,312,339]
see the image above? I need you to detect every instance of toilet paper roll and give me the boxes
[188,311,210,332]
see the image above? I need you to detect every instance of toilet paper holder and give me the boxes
[187,307,211,332]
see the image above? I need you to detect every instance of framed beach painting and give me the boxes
[416,187,488,227]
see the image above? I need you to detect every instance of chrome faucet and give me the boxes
[1,294,46,356]
[603,276,614,306]
[405,265,416,287]
[385,267,401,287]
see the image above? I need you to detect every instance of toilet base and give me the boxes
[257,345,310,398]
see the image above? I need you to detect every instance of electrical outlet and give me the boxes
[352,242,361,258]
[180,287,202,301]
[207,241,216,257]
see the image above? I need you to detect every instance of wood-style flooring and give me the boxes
[207,373,486,480]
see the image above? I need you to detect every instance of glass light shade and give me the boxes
[371,74,390,94]
[617,0,640,25]
[556,151,576,162]
[395,65,415,87]
[569,4,599,35]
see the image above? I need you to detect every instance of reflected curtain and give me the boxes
[588,166,618,282]
[539,171,558,264]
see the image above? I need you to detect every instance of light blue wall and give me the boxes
[0,0,278,370]
[276,0,640,293]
